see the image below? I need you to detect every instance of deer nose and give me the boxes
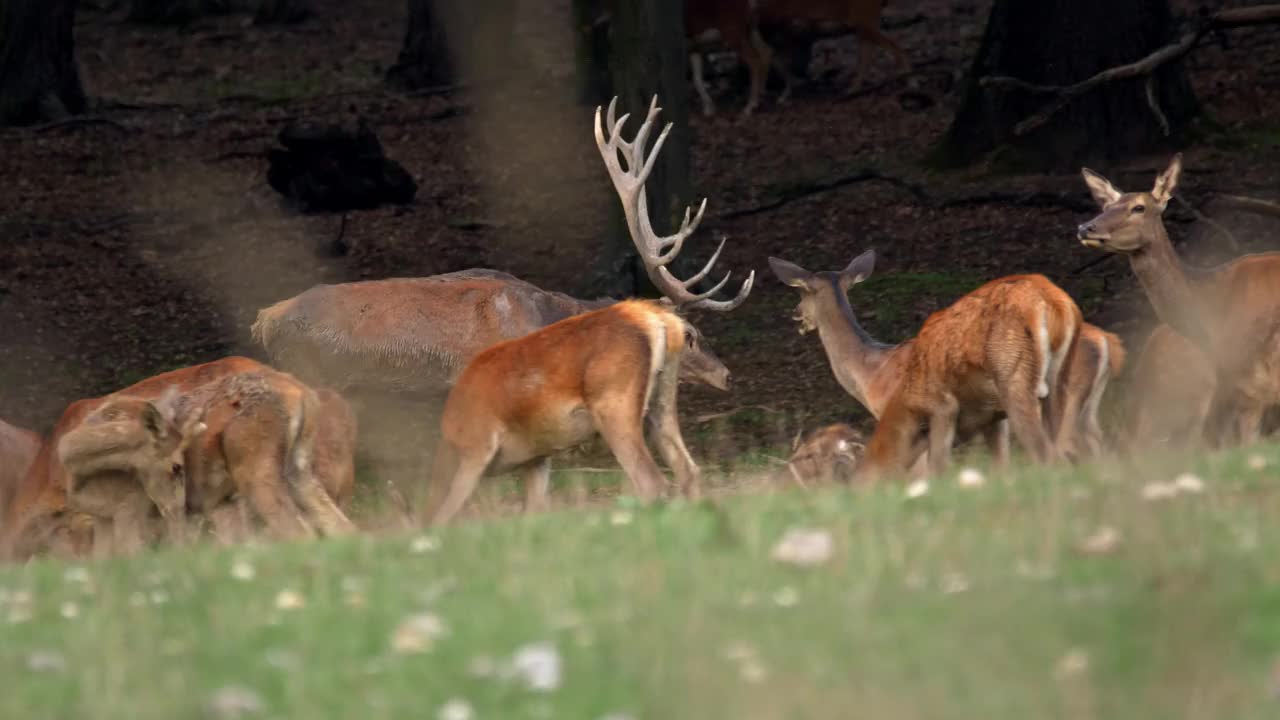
[1077,223,1095,239]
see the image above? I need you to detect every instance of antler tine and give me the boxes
[593,95,756,313]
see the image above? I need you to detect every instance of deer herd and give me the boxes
[0,92,1275,565]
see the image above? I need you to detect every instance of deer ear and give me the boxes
[141,403,167,440]
[1151,153,1182,206]
[841,249,876,285]
[767,256,812,288]
[1081,167,1122,208]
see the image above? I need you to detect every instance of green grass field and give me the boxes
[3,446,1280,719]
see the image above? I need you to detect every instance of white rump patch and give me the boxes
[1035,307,1051,398]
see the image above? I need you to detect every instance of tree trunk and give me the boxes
[589,0,691,299]
[0,0,87,126]
[572,0,612,106]
[934,0,1198,171]
[385,0,455,90]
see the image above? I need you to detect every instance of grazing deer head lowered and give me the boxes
[419,96,754,526]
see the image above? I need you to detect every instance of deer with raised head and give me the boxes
[1077,154,1280,447]
[770,252,1119,467]
[419,96,753,526]
[773,251,1082,480]
[57,390,207,556]
[1123,323,1215,451]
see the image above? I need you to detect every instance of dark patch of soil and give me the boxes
[2,0,1279,466]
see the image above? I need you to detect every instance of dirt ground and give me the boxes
[2,0,1279,464]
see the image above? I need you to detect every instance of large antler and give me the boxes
[593,96,754,311]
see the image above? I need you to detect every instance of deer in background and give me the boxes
[420,96,754,525]
[756,0,912,96]
[771,252,1106,473]
[1123,323,1215,451]
[1078,154,1280,448]
[783,423,863,487]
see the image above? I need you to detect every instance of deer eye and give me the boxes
[1131,204,1145,214]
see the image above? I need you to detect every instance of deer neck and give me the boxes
[1128,219,1213,347]
[813,280,897,416]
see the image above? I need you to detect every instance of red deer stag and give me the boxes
[1077,154,1280,447]
[770,252,1107,471]
[419,96,754,526]
[56,390,207,556]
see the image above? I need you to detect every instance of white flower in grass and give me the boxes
[1248,453,1268,471]
[956,467,986,488]
[1173,472,1205,494]
[410,535,440,554]
[6,590,32,624]
[1054,648,1090,679]
[772,586,800,607]
[771,528,834,568]
[739,658,768,684]
[230,558,256,581]
[438,698,475,720]
[905,479,929,499]
[1078,526,1121,555]
[206,685,264,718]
[62,566,90,584]
[60,601,79,620]
[609,510,633,526]
[1141,481,1178,501]
[27,651,66,672]
[149,590,169,606]
[391,612,449,654]
[274,590,305,611]
[940,572,970,595]
[509,642,562,692]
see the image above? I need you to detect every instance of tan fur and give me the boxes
[1051,323,1127,459]
[785,424,863,487]
[0,418,41,530]
[1124,324,1215,450]
[1,356,264,562]
[685,0,781,116]
[756,0,911,94]
[1079,154,1280,447]
[57,393,205,556]
[420,300,705,526]
[179,370,357,542]
[856,274,1083,481]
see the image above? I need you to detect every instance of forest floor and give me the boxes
[2,0,1280,465]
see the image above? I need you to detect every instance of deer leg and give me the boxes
[730,26,773,116]
[288,468,357,537]
[593,404,665,502]
[646,369,702,500]
[520,458,552,514]
[206,501,251,545]
[1235,401,1265,446]
[110,493,157,556]
[926,397,959,478]
[236,455,316,541]
[858,396,927,482]
[421,446,494,527]
[984,419,1011,467]
[998,368,1056,464]
[689,51,716,117]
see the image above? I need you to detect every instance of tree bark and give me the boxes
[571,0,612,105]
[385,0,455,90]
[935,0,1198,171]
[590,0,691,299]
[0,0,87,126]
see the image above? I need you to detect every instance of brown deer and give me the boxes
[783,423,864,487]
[419,96,754,526]
[1077,154,1280,447]
[0,418,43,540]
[57,390,207,556]
[1059,324,1127,459]
[1123,324,1215,451]
[756,0,912,96]
[770,252,1106,471]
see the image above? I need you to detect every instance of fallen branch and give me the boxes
[716,170,929,220]
[23,115,134,134]
[980,4,1280,137]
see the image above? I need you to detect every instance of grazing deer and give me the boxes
[1058,324,1127,459]
[784,423,863,487]
[57,390,207,556]
[756,0,912,95]
[174,370,358,543]
[1,356,264,562]
[419,96,754,526]
[770,252,1100,472]
[1123,324,1215,451]
[1077,154,1280,447]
